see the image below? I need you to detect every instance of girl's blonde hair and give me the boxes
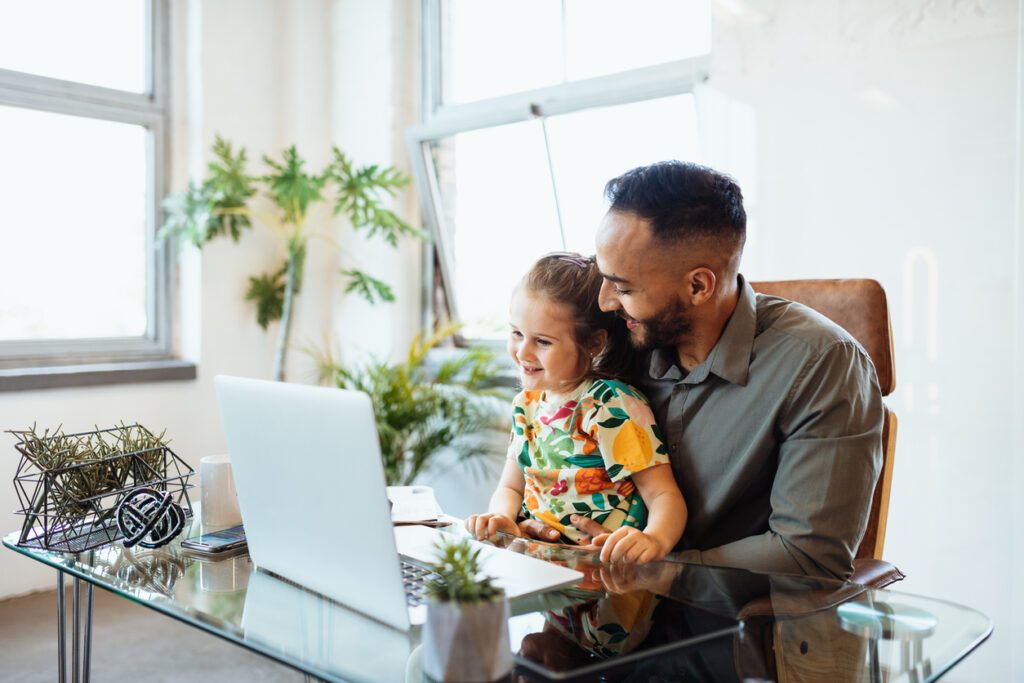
[521,252,638,387]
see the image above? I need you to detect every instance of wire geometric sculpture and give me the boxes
[10,424,194,552]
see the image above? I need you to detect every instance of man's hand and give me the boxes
[517,517,561,542]
[465,513,522,542]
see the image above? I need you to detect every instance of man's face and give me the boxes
[595,211,694,350]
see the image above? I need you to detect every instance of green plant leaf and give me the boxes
[307,325,511,486]
[159,181,219,247]
[207,135,257,240]
[341,269,395,304]
[244,263,287,329]
[261,146,327,224]
[328,148,426,246]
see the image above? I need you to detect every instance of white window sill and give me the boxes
[0,359,197,392]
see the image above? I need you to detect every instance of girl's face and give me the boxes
[508,289,588,397]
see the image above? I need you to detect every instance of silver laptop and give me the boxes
[215,375,582,632]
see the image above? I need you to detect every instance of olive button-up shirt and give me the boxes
[636,275,884,579]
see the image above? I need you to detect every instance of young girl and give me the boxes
[466,253,687,564]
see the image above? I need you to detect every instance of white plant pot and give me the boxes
[422,594,513,682]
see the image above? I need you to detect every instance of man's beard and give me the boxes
[627,298,693,351]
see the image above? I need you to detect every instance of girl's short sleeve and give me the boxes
[583,381,670,483]
[507,391,531,468]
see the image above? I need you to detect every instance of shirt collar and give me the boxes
[647,274,757,386]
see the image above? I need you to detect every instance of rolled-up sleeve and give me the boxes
[676,341,884,579]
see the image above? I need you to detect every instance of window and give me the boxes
[0,1,182,386]
[409,0,711,340]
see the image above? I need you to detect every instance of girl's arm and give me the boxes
[488,458,526,519]
[596,464,687,564]
[465,458,527,541]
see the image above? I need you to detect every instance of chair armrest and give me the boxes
[737,560,906,621]
[849,558,905,589]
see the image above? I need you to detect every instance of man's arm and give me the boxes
[676,341,884,579]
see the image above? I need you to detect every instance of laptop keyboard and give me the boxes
[401,560,440,606]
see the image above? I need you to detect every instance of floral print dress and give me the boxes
[510,379,670,544]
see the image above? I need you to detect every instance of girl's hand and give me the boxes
[592,526,667,565]
[465,513,522,542]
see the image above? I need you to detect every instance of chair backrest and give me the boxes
[750,279,896,561]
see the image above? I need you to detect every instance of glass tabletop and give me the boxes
[4,519,991,683]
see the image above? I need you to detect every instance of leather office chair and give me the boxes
[750,279,903,589]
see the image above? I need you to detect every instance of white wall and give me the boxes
[700,1,1021,680]
[0,0,421,599]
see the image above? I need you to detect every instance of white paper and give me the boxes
[387,485,444,523]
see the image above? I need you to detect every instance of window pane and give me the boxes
[433,121,562,339]
[0,0,147,92]
[0,107,149,341]
[546,95,701,254]
[564,0,711,81]
[442,0,562,105]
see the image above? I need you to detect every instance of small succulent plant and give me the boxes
[425,537,502,604]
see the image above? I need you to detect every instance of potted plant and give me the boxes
[312,323,511,486]
[421,536,513,682]
[160,136,424,381]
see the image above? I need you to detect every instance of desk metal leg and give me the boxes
[73,578,80,683]
[57,572,67,683]
[55,573,95,683]
[83,583,93,683]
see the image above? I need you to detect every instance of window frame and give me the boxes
[0,0,175,372]
[408,0,710,336]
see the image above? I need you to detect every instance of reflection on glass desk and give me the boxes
[4,520,991,683]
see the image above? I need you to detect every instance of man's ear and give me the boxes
[687,268,718,306]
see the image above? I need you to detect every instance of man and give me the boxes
[522,161,883,580]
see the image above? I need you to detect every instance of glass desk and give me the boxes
[4,520,991,683]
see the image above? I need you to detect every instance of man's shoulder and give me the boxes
[753,292,863,360]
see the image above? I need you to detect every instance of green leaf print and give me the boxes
[591,494,606,510]
[604,380,641,399]
[593,382,613,404]
[517,440,531,469]
[565,453,604,468]
[656,442,668,455]
[512,408,526,436]
[597,416,626,429]
[607,406,629,420]
[550,499,565,514]
[606,464,623,479]
[607,494,621,508]
[595,511,611,525]
[538,430,574,468]
[572,502,590,513]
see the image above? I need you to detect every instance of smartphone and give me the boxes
[181,524,247,557]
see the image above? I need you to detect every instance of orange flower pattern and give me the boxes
[508,379,670,544]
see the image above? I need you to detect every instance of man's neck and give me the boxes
[674,280,742,373]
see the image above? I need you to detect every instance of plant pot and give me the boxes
[422,594,513,682]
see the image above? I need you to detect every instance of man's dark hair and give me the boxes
[604,160,746,248]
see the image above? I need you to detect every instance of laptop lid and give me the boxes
[215,375,412,631]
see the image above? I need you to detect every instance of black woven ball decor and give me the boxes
[116,487,186,549]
